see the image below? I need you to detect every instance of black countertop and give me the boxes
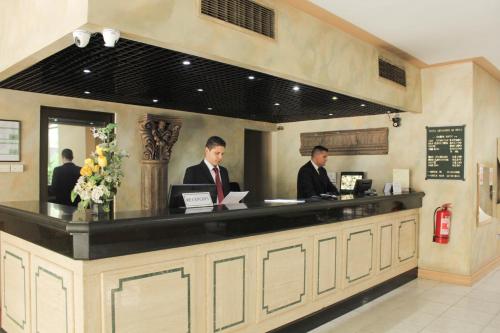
[0,192,424,260]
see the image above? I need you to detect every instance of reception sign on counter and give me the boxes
[426,125,465,180]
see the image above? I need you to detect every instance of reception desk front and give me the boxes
[0,193,423,333]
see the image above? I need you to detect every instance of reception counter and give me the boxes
[0,193,423,333]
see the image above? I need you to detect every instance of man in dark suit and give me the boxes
[297,145,339,199]
[183,136,230,204]
[49,149,81,206]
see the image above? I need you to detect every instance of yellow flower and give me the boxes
[95,145,104,156]
[98,155,108,168]
[93,164,100,173]
[84,158,94,167]
[80,165,93,177]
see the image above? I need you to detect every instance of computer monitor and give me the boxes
[168,184,217,208]
[340,172,365,194]
[353,179,373,196]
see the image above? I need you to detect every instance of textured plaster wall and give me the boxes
[0,0,88,79]
[470,64,500,271]
[276,63,476,275]
[86,0,421,113]
[0,89,275,210]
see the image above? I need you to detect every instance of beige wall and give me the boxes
[0,0,499,279]
[276,62,475,275]
[0,0,87,80]
[57,124,87,166]
[0,0,421,113]
[470,64,500,271]
[0,88,275,210]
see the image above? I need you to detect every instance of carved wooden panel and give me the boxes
[300,128,389,156]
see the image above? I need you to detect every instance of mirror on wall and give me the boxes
[40,107,114,204]
[477,163,495,225]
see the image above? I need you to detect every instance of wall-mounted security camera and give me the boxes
[392,113,402,127]
[102,28,120,47]
[72,30,91,48]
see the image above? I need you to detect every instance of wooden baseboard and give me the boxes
[418,256,500,286]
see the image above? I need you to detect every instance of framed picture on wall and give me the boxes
[0,119,21,162]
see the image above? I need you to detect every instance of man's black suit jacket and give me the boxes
[297,161,339,199]
[183,161,230,197]
[49,162,81,206]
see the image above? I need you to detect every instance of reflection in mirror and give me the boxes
[478,163,494,225]
[47,119,105,205]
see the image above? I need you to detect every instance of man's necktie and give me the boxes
[213,167,224,204]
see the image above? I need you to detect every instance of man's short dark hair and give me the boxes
[61,148,74,161]
[206,136,226,150]
[311,145,328,157]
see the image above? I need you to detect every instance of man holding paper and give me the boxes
[183,136,230,204]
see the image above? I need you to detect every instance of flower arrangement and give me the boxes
[71,123,128,212]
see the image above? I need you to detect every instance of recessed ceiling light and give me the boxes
[207,107,213,110]
[361,103,366,107]
[274,103,280,106]
[84,91,91,94]
[332,96,338,100]
[152,99,159,103]
[182,60,191,65]
[197,88,204,92]
[83,69,91,74]
[292,85,300,91]
[248,75,255,80]
[329,113,333,116]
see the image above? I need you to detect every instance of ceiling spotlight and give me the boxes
[72,30,91,48]
[248,75,255,80]
[182,60,191,65]
[83,69,91,74]
[102,28,120,47]
[292,85,300,91]
[197,88,204,92]
[332,96,338,100]
[329,113,333,116]
[274,103,280,106]
[84,91,91,95]
[207,107,213,110]
[152,99,159,103]
[360,103,366,107]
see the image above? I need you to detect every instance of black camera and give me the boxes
[392,114,401,127]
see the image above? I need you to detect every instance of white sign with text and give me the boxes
[182,192,213,208]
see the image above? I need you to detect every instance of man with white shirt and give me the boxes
[297,145,339,199]
[183,136,230,204]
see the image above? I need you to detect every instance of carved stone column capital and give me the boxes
[138,114,182,162]
[138,114,183,210]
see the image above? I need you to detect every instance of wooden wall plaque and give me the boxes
[300,128,389,156]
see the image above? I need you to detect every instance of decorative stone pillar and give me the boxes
[138,114,182,210]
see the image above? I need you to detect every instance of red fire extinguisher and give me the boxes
[433,203,452,244]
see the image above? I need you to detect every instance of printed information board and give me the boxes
[0,120,20,161]
[426,125,465,180]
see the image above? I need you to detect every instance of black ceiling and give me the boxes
[0,36,404,123]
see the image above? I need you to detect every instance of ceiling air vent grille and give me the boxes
[201,0,275,38]
[378,57,406,87]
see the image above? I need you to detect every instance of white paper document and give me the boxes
[221,191,249,205]
[264,199,306,204]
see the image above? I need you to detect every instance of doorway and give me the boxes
[244,129,272,202]
[40,106,114,203]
